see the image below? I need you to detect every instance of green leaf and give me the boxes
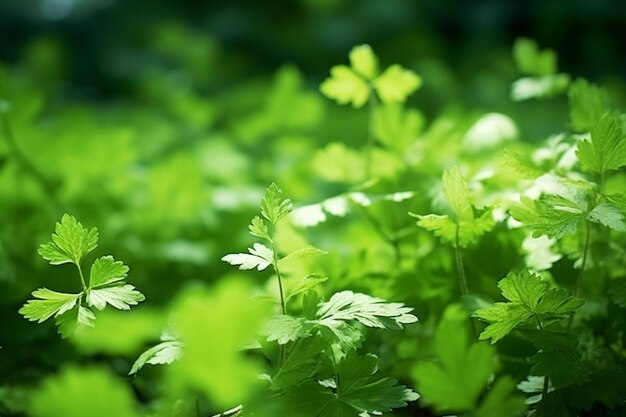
[38,214,98,265]
[412,306,522,414]
[249,215,270,241]
[87,284,145,310]
[281,352,418,417]
[320,65,370,108]
[316,290,417,330]
[443,166,473,222]
[608,278,626,308]
[577,111,626,173]
[271,336,324,389]
[260,183,293,225]
[513,38,557,76]
[475,377,526,417]
[523,331,588,388]
[510,193,587,240]
[373,103,424,151]
[221,243,274,271]
[169,281,270,408]
[88,256,129,287]
[414,210,494,248]
[413,167,495,248]
[568,78,609,132]
[129,340,183,375]
[373,64,422,104]
[29,367,141,417]
[286,274,328,302]
[500,148,544,179]
[473,270,584,343]
[531,350,588,388]
[260,315,312,345]
[19,288,80,323]
[278,245,327,267]
[587,203,626,230]
[55,305,96,339]
[349,44,379,80]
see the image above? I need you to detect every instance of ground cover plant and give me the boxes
[1,6,626,417]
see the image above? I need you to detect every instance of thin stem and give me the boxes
[567,220,591,331]
[454,225,477,338]
[574,220,591,297]
[269,227,286,367]
[454,226,469,296]
[542,376,550,401]
[364,91,378,180]
[533,314,550,400]
[76,262,87,291]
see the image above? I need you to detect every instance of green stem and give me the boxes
[76,262,87,291]
[454,232,469,296]
[533,314,550,400]
[364,91,378,180]
[575,221,591,297]
[269,228,286,367]
[567,220,591,331]
[455,225,477,338]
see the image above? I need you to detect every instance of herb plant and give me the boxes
[4,35,626,417]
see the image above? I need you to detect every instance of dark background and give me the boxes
[2,0,625,100]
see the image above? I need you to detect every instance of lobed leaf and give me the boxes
[576,111,626,173]
[129,340,183,375]
[221,243,274,271]
[87,284,145,311]
[38,214,98,265]
[373,64,422,104]
[89,256,129,287]
[19,288,80,323]
[260,183,293,225]
[320,65,370,108]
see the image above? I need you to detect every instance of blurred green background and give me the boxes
[0,0,625,415]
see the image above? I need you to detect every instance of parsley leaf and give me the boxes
[221,243,274,271]
[316,290,417,330]
[513,38,557,76]
[576,111,626,173]
[281,352,418,417]
[320,65,371,108]
[568,78,609,132]
[88,256,129,287]
[321,44,421,108]
[55,306,96,339]
[21,215,144,338]
[261,183,293,225]
[277,245,327,267]
[29,367,142,417]
[510,193,586,239]
[38,214,98,266]
[249,215,271,241]
[413,166,495,248]
[372,64,422,104]
[129,340,183,375]
[473,269,584,343]
[349,44,379,80]
[260,314,312,345]
[286,274,328,302]
[86,285,144,311]
[19,288,80,323]
[413,305,526,416]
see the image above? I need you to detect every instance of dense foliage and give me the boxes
[1,7,626,417]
